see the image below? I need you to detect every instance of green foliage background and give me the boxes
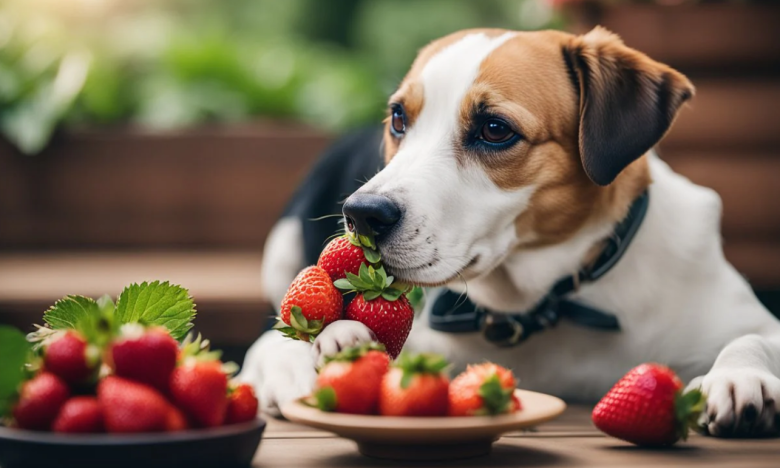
[0,0,561,154]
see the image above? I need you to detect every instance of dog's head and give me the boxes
[343,28,693,286]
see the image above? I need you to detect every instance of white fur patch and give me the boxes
[358,32,531,285]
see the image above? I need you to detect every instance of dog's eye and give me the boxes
[390,105,406,136]
[479,119,515,143]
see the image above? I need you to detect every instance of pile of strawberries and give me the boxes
[275,234,414,357]
[309,343,521,417]
[10,325,258,433]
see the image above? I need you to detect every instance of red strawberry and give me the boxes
[592,363,705,446]
[109,324,179,392]
[312,343,390,415]
[378,352,449,416]
[52,396,104,433]
[13,372,71,431]
[225,383,259,424]
[336,264,413,358]
[44,331,99,385]
[170,359,228,428]
[317,235,371,281]
[97,376,169,433]
[164,404,189,432]
[449,363,519,416]
[276,266,344,341]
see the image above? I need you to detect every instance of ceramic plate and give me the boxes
[281,389,566,460]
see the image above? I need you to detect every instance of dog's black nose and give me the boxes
[342,193,401,238]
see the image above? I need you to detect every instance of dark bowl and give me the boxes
[0,418,265,468]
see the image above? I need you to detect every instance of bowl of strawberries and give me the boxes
[0,281,264,468]
[280,344,566,461]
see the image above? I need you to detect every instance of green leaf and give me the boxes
[290,306,309,329]
[333,278,354,291]
[381,289,403,301]
[96,294,115,316]
[345,272,371,290]
[115,281,196,340]
[363,290,381,301]
[675,388,706,441]
[478,374,513,415]
[363,247,381,264]
[314,386,337,412]
[358,234,375,249]
[43,295,103,341]
[0,326,31,415]
[394,352,450,390]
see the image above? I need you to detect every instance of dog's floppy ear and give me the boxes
[564,27,694,186]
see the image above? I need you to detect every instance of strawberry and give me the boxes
[170,359,228,428]
[225,383,259,424]
[378,352,450,416]
[592,363,705,446]
[276,265,344,341]
[449,363,519,416]
[312,343,390,415]
[98,376,169,433]
[13,372,71,431]
[335,264,413,358]
[164,404,189,432]
[44,331,100,385]
[52,396,104,433]
[317,235,375,281]
[109,324,179,392]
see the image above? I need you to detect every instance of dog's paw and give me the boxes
[688,369,780,437]
[238,336,317,417]
[311,320,377,368]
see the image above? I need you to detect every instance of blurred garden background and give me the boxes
[1,0,779,363]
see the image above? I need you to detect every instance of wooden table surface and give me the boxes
[254,406,780,468]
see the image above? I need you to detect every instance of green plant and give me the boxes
[0,0,560,155]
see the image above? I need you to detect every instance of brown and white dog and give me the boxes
[240,28,780,437]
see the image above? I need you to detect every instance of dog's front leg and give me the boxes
[688,333,780,437]
[237,330,317,417]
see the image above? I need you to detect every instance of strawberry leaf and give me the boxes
[363,247,381,264]
[675,388,706,441]
[345,272,371,290]
[314,387,338,412]
[333,278,354,291]
[381,289,403,301]
[358,234,376,250]
[290,306,309,330]
[115,281,195,341]
[0,326,31,416]
[363,290,381,301]
[395,352,449,389]
[43,295,104,342]
[477,373,514,415]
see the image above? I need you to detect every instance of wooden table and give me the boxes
[255,407,780,467]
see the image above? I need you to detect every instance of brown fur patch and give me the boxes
[464,30,660,248]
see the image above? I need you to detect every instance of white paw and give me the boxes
[688,369,780,437]
[311,320,377,368]
[238,332,317,417]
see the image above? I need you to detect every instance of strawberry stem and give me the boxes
[477,374,514,415]
[394,352,449,389]
[674,388,706,441]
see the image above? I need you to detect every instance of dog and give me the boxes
[240,27,780,437]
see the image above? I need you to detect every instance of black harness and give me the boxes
[429,191,650,346]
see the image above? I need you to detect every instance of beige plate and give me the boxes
[280,389,566,461]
